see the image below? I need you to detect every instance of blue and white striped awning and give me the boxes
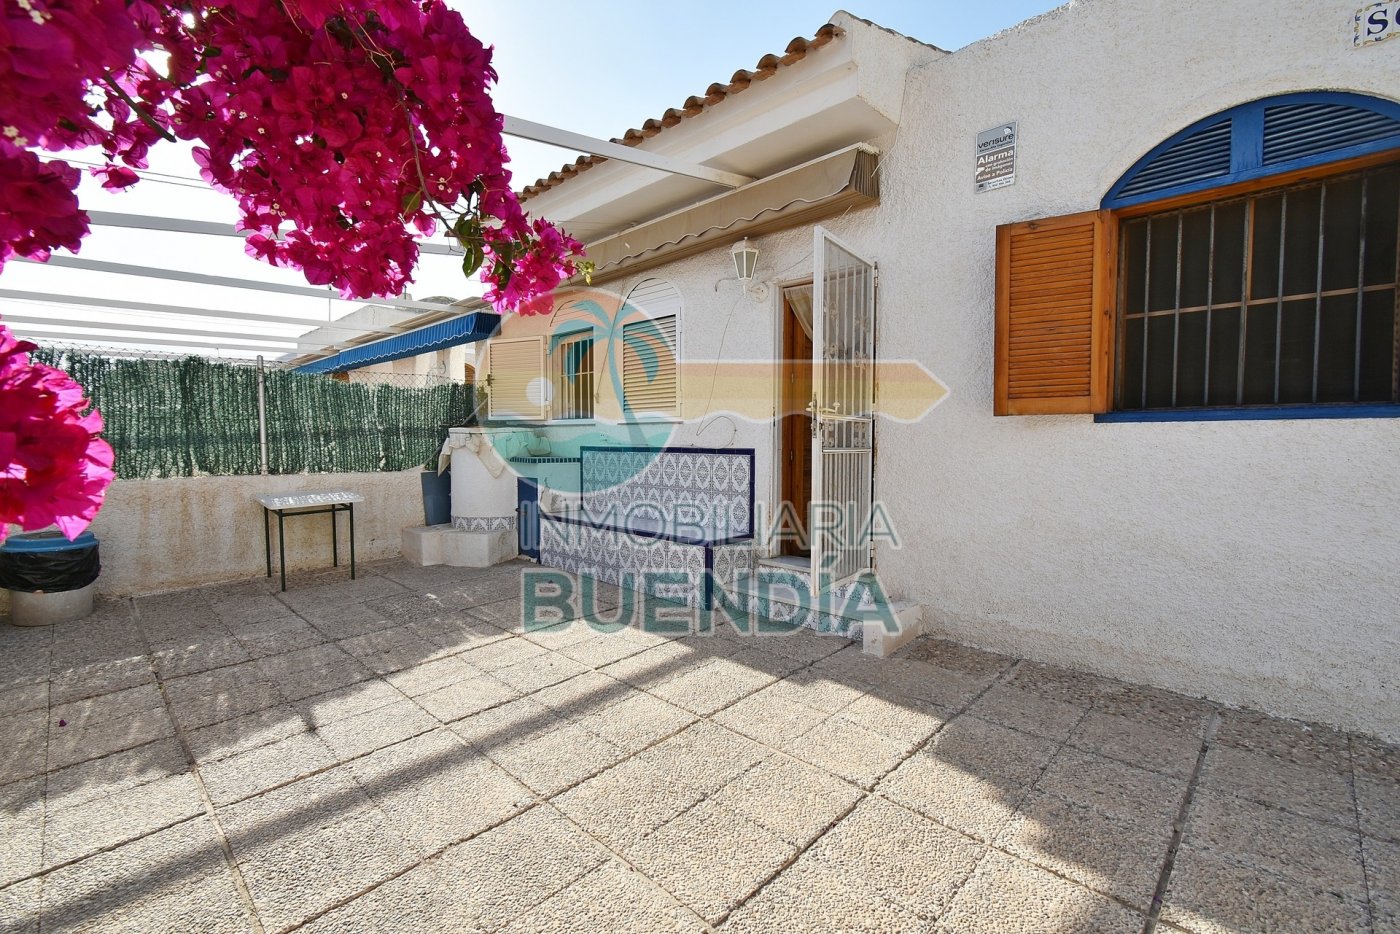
[296,311,501,374]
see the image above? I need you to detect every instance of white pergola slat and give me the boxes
[0,312,334,346]
[86,211,462,257]
[0,289,408,335]
[14,255,464,314]
[14,327,298,353]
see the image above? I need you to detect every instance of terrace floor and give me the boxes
[0,558,1396,933]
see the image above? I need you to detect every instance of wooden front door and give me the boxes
[780,287,813,557]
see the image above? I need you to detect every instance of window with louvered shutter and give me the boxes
[621,315,679,416]
[995,210,1115,415]
[485,336,546,421]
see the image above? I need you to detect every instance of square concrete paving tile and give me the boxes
[314,697,439,761]
[199,729,340,805]
[210,594,300,628]
[336,626,443,675]
[460,636,550,672]
[0,681,47,719]
[552,756,707,850]
[637,721,770,795]
[502,859,707,934]
[150,637,251,680]
[491,652,593,694]
[881,753,1030,844]
[298,600,397,639]
[1214,707,1352,773]
[407,614,510,656]
[0,777,43,886]
[219,768,419,930]
[713,685,831,746]
[1162,843,1369,934]
[45,737,188,812]
[432,806,610,930]
[938,850,1147,933]
[921,715,1061,786]
[1067,709,1203,778]
[1365,836,1400,932]
[42,771,204,868]
[597,641,706,689]
[558,629,660,669]
[523,670,624,721]
[649,657,776,716]
[1036,748,1187,827]
[1092,681,1217,733]
[349,729,533,853]
[234,617,328,660]
[413,671,520,723]
[836,690,952,747]
[997,790,1170,912]
[487,719,627,796]
[50,655,155,704]
[1184,790,1367,899]
[623,799,798,923]
[162,662,285,732]
[760,669,865,714]
[384,655,480,697]
[1357,774,1400,843]
[897,638,1015,679]
[574,688,696,752]
[449,697,561,752]
[1354,733,1400,783]
[46,699,176,772]
[1201,743,1356,827]
[967,682,1089,742]
[0,877,40,934]
[518,618,599,652]
[183,703,308,763]
[1006,661,1118,707]
[269,654,378,704]
[720,850,936,933]
[709,754,863,847]
[37,817,253,934]
[294,678,404,728]
[0,710,52,785]
[298,857,484,934]
[783,713,916,788]
[806,796,983,918]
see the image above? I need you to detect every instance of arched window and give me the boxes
[994,92,1400,419]
[619,278,682,418]
[1104,92,1400,209]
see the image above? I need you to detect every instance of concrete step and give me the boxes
[726,570,923,657]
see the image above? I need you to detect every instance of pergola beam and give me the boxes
[15,255,465,313]
[0,312,334,348]
[86,211,462,257]
[0,289,409,335]
[501,114,753,189]
[13,327,299,354]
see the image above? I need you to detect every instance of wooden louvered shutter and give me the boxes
[485,336,546,421]
[994,209,1115,415]
[621,315,679,416]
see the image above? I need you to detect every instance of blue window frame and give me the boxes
[1103,92,1400,210]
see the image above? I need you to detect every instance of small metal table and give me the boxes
[256,490,363,591]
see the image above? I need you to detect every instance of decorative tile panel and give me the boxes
[580,447,753,539]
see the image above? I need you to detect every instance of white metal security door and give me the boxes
[809,226,876,590]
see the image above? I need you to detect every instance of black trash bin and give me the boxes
[0,530,101,627]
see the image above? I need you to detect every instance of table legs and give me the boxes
[277,510,287,592]
[260,502,357,590]
[331,505,339,568]
[349,502,356,580]
[263,508,272,579]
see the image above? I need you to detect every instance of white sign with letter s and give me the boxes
[1355,1,1399,46]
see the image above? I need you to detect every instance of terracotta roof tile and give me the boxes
[518,22,843,201]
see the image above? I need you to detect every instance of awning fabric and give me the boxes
[582,144,879,284]
[296,311,501,374]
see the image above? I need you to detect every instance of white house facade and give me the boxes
[479,2,1400,739]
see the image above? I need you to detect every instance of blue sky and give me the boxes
[462,1,1064,192]
[2,2,1061,355]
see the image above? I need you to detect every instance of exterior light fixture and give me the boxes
[731,237,759,283]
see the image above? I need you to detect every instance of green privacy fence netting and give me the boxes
[30,349,476,480]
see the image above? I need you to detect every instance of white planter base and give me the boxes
[402,525,518,568]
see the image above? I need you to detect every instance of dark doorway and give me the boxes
[779,284,814,557]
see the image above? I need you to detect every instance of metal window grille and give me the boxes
[1117,162,1400,410]
[552,332,594,420]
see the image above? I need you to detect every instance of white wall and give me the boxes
[491,0,1400,738]
[871,0,1400,738]
[0,471,424,605]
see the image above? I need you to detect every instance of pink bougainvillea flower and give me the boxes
[0,320,114,544]
[0,0,585,310]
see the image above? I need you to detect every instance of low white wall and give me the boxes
[3,470,424,604]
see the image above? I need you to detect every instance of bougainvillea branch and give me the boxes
[0,318,115,543]
[0,0,585,313]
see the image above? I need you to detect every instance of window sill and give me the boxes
[1095,404,1400,423]
[622,416,683,425]
[543,419,597,426]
